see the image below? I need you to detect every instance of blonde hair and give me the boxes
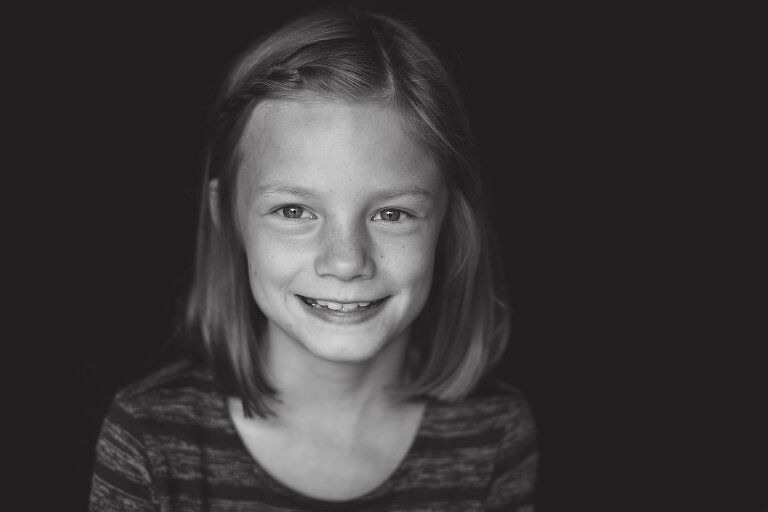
[185,7,510,416]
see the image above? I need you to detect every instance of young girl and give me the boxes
[91,7,537,511]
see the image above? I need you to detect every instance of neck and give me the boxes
[262,327,411,421]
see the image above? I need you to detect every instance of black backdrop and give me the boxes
[22,2,765,511]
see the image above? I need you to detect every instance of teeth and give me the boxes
[302,296,381,311]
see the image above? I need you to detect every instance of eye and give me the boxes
[372,208,406,222]
[275,206,316,219]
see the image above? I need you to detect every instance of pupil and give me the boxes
[283,206,303,218]
[383,209,400,221]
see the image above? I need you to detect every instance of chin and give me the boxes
[301,336,388,364]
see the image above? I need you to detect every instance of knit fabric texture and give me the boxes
[90,361,537,511]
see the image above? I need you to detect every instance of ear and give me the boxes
[209,179,221,230]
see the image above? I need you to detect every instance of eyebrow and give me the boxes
[253,181,433,201]
[253,182,317,199]
[373,184,432,201]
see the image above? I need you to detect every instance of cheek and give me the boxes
[381,233,439,291]
[244,230,306,289]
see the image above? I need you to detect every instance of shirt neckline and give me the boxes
[214,387,433,509]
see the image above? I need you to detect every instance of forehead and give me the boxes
[236,99,444,199]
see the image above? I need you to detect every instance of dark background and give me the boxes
[16,1,764,511]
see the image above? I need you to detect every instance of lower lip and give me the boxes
[298,296,389,324]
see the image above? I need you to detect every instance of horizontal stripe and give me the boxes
[91,467,152,503]
[494,435,539,477]
[138,417,243,450]
[410,427,504,452]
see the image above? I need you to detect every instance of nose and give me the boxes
[314,218,374,281]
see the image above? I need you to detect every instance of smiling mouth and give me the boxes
[298,295,388,312]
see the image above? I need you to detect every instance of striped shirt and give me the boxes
[90,361,537,511]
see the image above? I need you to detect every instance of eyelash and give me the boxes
[273,206,317,220]
[371,208,408,222]
[272,206,409,222]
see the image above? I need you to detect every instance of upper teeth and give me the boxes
[314,299,371,311]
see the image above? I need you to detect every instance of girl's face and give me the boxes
[235,99,447,365]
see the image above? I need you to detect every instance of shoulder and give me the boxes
[92,361,228,508]
[429,378,536,433]
[108,359,223,429]
[418,379,538,474]
[425,381,536,449]
[457,383,537,508]
[115,359,213,399]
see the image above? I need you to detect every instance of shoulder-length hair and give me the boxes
[185,7,510,417]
